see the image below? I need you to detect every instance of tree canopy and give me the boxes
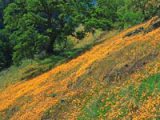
[0,0,160,70]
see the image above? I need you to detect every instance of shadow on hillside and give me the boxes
[20,30,118,81]
[21,44,94,81]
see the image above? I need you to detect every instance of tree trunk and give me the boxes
[46,33,56,54]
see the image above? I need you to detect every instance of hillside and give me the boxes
[0,18,160,120]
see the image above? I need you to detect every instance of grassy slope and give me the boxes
[0,30,114,90]
[0,19,160,120]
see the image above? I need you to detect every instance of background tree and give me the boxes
[132,0,160,20]
[0,30,12,70]
[0,0,13,69]
[116,0,144,28]
[0,0,160,70]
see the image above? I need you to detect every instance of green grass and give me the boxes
[78,94,110,120]
[78,74,160,119]
[0,95,32,120]
[1,106,19,120]
[0,30,118,90]
[0,48,87,89]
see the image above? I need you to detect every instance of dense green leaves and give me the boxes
[116,0,144,28]
[0,30,12,70]
[0,0,160,70]
[3,0,95,63]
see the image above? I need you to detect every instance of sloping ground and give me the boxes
[0,18,160,120]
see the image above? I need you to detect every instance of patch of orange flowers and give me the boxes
[0,18,160,120]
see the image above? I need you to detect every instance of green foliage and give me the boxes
[0,38,97,89]
[0,105,19,120]
[116,0,144,28]
[0,0,160,70]
[78,74,160,119]
[75,31,86,40]
[2,0,94,65]
[12,27,48,64]
[132,0,160,20]
[0,31,12,70]
[79,94,110,120]
[95,0,145,29]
